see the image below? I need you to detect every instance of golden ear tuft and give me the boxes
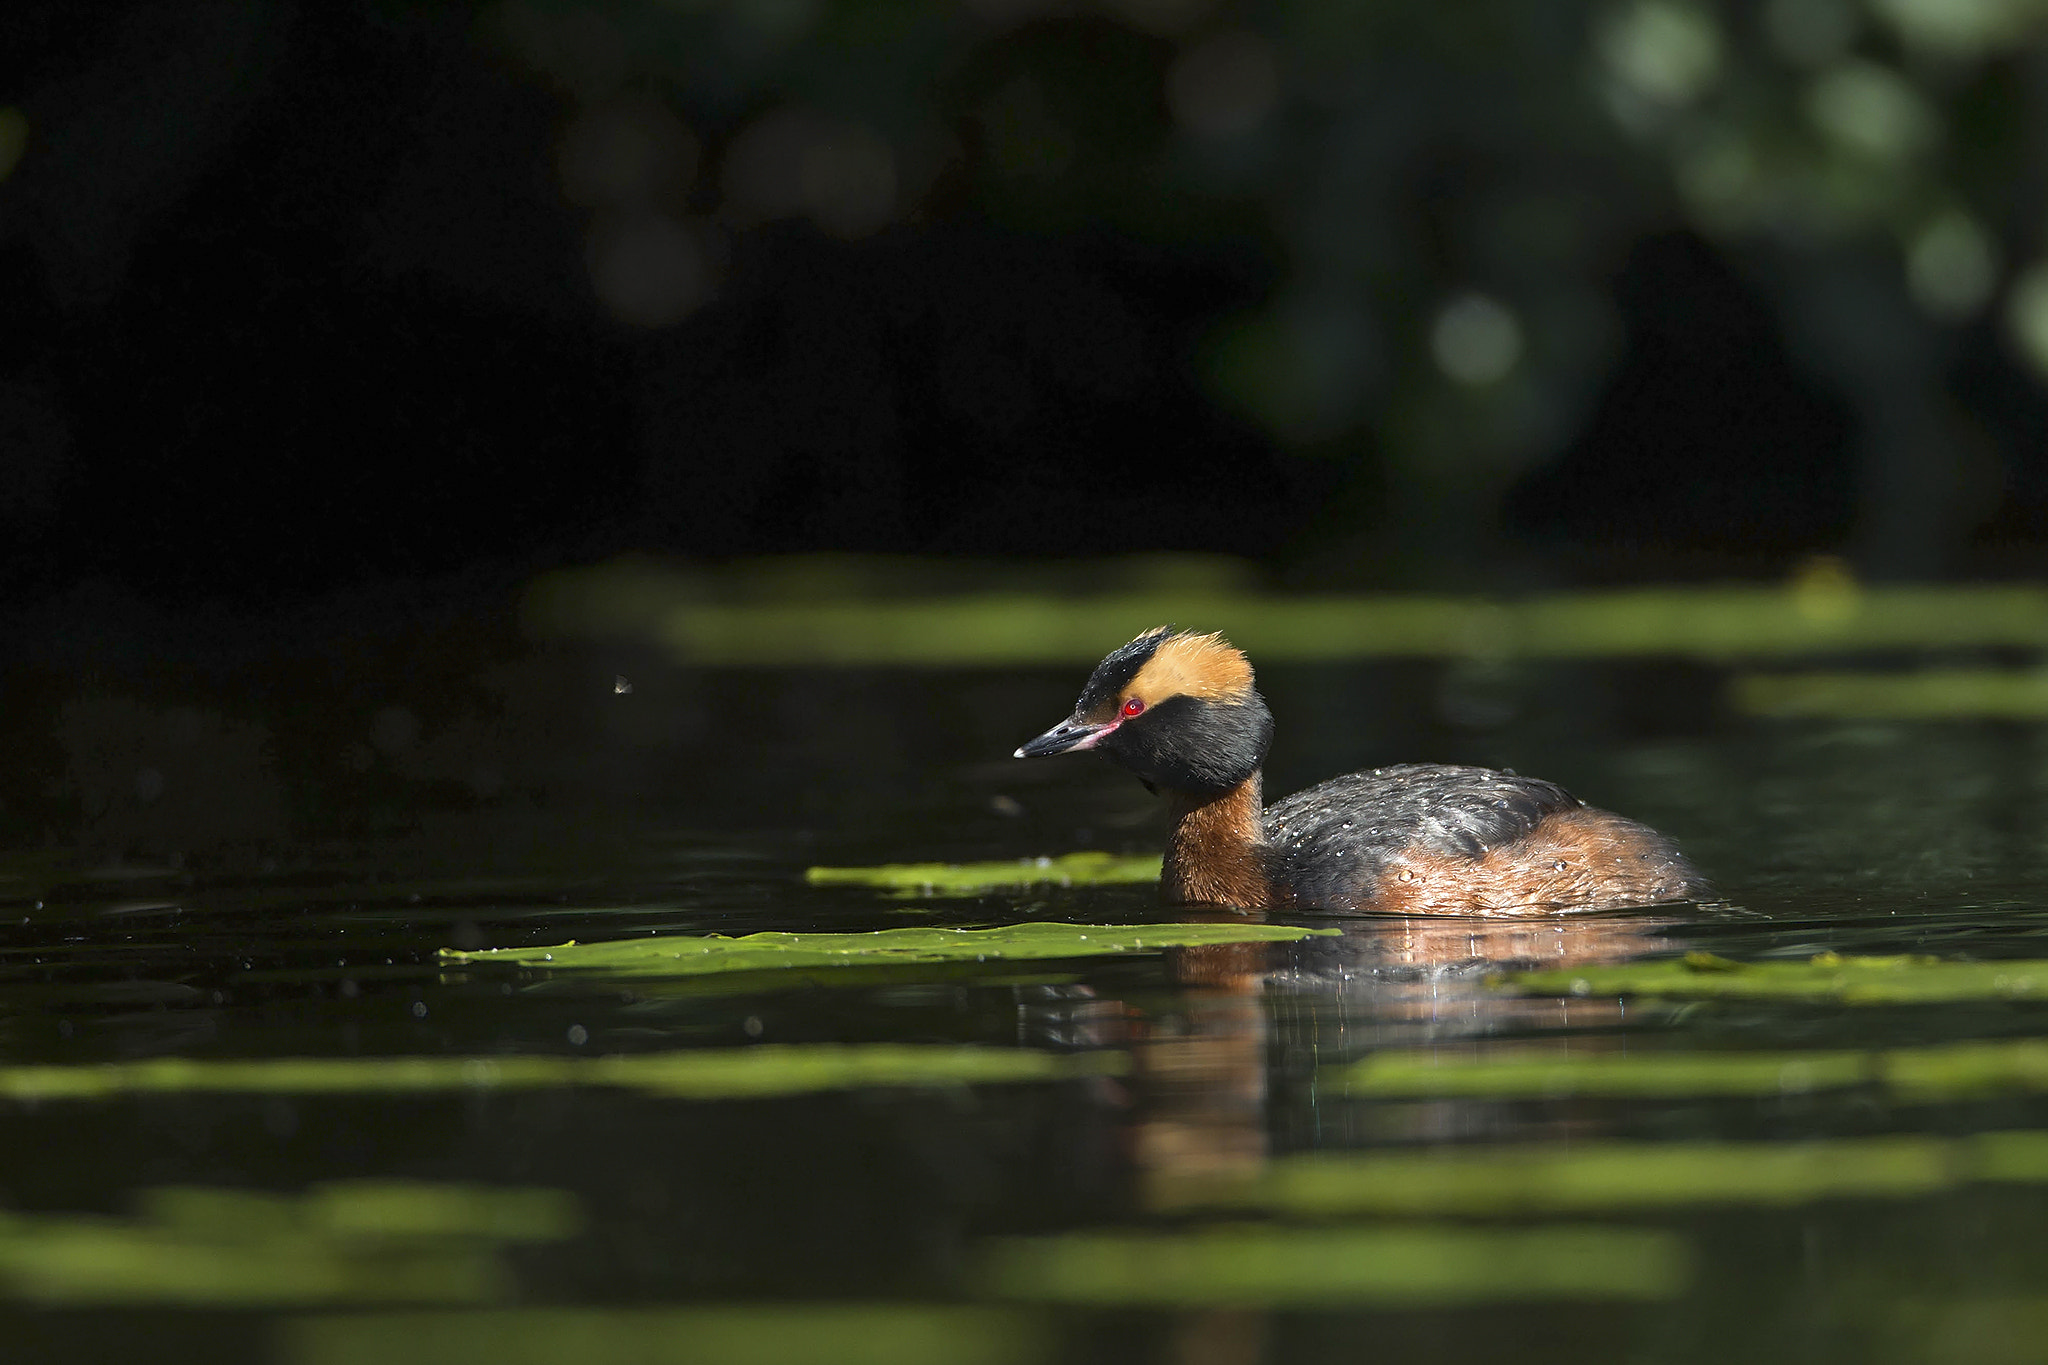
[1130,630,1254,703]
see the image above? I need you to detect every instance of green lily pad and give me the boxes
[1501,951,2048,1004]
[0,1181,579,1307]
[1342,1047,1873,1098]
[289,1306,1048,1365]
[1337,1037,2048,1101]
[440,921,1334,978]
[548,962,1088,1002]
[804,852,1162,894]
[977,1223,1689,1306]
[1266,1136,1953,1213]
[529,559,2048,664]
[1159,1131,2048,1217]
[1881,1039,2048,1096]
[1730,668,2048,719]
[142,1181,582,1243]
[0,1045,1127,1103]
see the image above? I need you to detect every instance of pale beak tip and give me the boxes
[1011,746,1028,759]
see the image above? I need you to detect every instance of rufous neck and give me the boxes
[1160,772,1271,909]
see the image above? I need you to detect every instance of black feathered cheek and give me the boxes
[1102,694,1272,796]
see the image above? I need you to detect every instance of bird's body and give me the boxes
[1016,628,1701,915]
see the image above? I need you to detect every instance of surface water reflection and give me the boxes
[2,649,2048,1363]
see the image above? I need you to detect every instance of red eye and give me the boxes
[1121,697,1145,718]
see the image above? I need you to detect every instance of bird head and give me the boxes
[1014,627,1272,796]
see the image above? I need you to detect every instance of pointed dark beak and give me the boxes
[1014,716,1116,759]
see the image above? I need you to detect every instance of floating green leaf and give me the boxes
[288,1306,1049,1365]
[1966,1130,2048,1181]
[1501,951,2048,1004]
[0,1045,1127,1104]
[1266,1137,1952,1213]
[541,963,1089,1002]
[977,1223,1689,1306]
[528,559,2048,664]
[172,1181,580,1243]
[1337,1037,2048,1101]
[805,852,1162,894]
[0,1181,578,1306]
[1158,1131,2048,1217]
[440,921,1334,978]
[1730,668,2048,719]
[1342,1047,1874,1098]
[1880,1039,2048,1096]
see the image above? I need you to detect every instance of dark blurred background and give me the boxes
[10,0,2048,866]
[8,0,2048,613]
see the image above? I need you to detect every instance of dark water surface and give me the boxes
[5,640,2048,1364]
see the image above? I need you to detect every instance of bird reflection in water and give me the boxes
[1034,907,1685,1365]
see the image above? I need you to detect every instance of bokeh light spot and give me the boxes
[1205,298,1378,443]
[1906,211,1997,320]
[1598,2,1724,105]
[586,212,709,327]
[1808,62,1937,161]
[2004,262,2048,378]
[1790,553,1861,624]
[1764,0,1859,64]
[1167,31,1280,138]
[722,109,897,238]
[1675,135,1760,230]
[556,100,696,209]
[1869,0,2027,60]
[1431,295,1525,387]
